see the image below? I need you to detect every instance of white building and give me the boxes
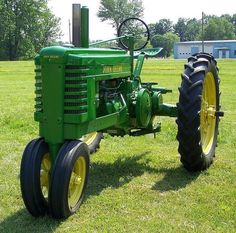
[174,40,236,59]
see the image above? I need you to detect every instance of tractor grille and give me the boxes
[64,65,88,114]
[35,65,43,113]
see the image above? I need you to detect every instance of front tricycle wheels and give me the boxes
[177,53,223,171]
[21,139,90,219]
[49,140,89,219]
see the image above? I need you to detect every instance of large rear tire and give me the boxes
[176,53,222,171]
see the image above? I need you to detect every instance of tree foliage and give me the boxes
[97,1,236,57]
[184,18,201,41]
[221,13,236,34]
[173,18,196,41]
[0,0,61,60]
[173,15,235,42]
[151,32,180,57]
[204,16,235,40]
[148,19,173,36]
[230,14,236,34]
[97,0,143,32]
[150,19,173,36]
[173,18,187,41]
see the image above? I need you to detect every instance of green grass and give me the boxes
[0,59,235,232]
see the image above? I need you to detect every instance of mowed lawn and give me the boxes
[0,58,235,232]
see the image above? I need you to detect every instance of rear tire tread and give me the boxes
[176,53,220,171]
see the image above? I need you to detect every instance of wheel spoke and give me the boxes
[40,153,51,199]
[40,170,47,186]
[42,157,50,171]
[70,171,82,186]
[207,106,216,118]
[67,156,86,209]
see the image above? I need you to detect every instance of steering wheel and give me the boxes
[117,17,150,51]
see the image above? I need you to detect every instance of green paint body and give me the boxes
[34,6,177,162]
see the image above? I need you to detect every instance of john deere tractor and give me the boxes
[20,5,224,218]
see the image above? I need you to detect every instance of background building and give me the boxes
[174,40,236,59]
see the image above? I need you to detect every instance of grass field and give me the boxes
[0,58,235,232]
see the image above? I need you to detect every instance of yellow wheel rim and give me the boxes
[200,72,217,154]
[80,132,97,146]
[40,153,51,200]
[68,156,86,209]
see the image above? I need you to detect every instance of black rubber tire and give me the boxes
[82,132,103,154]
[20,138,49,217]
[176,53,220,171]
[49,140,90,219]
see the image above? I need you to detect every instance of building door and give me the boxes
[226,50,229,58]
[219,50,229,58]
[191,46,199,55]
[222,50,226,58]
[219,50,223,58]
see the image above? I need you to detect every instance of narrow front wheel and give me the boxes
[20,138,51,217]
[49,140,89,218]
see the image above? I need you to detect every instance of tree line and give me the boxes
[149,15,236,56]
[0,0,235,60]
[0,0,61,61]
[98,0,236,57]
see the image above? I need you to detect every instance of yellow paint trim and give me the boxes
[200,72,216,154]
[81,132,97,146]
[68,156,86,209]
[40,153,51,200]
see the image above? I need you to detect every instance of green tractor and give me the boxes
[20,5,224,219]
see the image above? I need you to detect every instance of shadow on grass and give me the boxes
[86,151,154,197]
[86,152,200,197]
[152,166,200,192]
[0,152,153,232]
[0,152,200,232]
[0,208,61,233]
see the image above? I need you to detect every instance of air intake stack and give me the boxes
[72,4,89,48]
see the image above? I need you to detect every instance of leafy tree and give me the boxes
[204,16,235,40]
[221,14,232,22]
[134,36,152,49]
[0,0,61,60]
[150,32,179,57]
[154,19,173,35]
[231,14,236,35]
[150,34,165,48]
[173,18,202,42]
[164,32,180,56]
[174,18,188,41]
[97,0,143,32]
[221,14,236,35]
[185,18,201,41]
[148,23,156,37]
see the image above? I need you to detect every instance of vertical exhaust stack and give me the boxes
[72,4,81,47]
[72,4,89,48]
